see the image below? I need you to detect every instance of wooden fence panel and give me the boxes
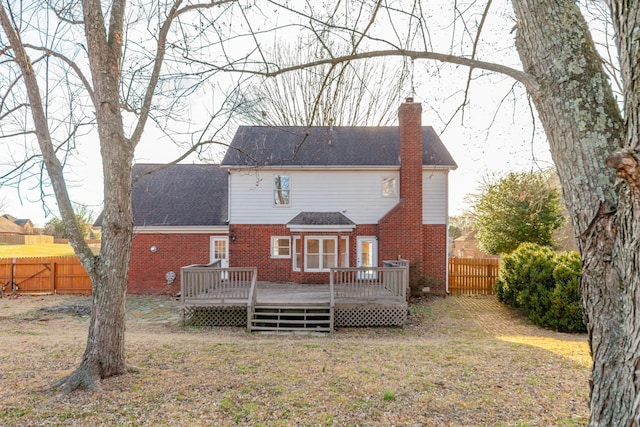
[448,258,499,295]
[53,257,92,294]
[11,257,53,293]
[0,256,91,295]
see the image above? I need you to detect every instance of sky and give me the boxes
[0,0,556,228]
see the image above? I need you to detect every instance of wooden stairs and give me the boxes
[249,302,333,333]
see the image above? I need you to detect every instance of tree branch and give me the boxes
[23,44,95,105]
[0,1,94,265]
[233,49,537,92]
[129,0,236,147]
[461,0,493,122]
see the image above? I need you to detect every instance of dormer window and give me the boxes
[382,177,397,198]
[274,174,290,206]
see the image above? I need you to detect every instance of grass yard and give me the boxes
[0,243,75,258]
[0,294,590,426]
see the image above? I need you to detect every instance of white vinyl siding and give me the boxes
[229,169,400,224]
[423,169,449,224]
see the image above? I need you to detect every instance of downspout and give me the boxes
[445,171,450,294]
[227,170,231,226]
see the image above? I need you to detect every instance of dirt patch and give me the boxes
[0,294,590,426]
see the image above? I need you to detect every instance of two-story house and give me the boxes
[126,99,457,295]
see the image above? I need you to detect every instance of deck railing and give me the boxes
[180,263,257,304]
[330,265,408,300]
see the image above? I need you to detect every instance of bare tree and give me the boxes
[238,37,411,126]
[0,0,248,392]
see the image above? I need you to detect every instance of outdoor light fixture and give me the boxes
[231,235,236,242]
[150,246,157,253]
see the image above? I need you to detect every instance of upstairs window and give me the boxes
[382,177,397,198]
[274,174,290,206]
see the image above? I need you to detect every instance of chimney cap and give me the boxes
[405,97,414,103]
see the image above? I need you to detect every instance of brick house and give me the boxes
[124,99,457,294]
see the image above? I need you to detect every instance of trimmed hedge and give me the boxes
[494,242,585,333]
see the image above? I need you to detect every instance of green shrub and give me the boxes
[494,243,556,308]
[495,243,585,333]
[545,252,585,332]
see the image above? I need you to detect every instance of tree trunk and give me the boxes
[511,1,640,425]
[53,0,134,392]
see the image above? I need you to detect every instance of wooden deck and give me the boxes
[180,264,409,330]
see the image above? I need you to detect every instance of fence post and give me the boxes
[11,258,16,293]
[50,261,56,294]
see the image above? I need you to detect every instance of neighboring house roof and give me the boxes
[95,164,229,227]
[14,219,33,226]
[221,126,457,168]
[0,216,25,234]
[2,214,17,222]
[287,212,355,226]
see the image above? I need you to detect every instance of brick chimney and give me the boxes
[378,98,424,279]
[398,97,423,212]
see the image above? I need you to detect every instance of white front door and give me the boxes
[357,237,377,278]
[210,237,229,268]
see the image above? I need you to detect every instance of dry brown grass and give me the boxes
[0,294,590,426]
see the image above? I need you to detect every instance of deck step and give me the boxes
[250,304,333,333]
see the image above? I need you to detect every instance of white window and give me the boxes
[305,237,337,272]
[274,174,290,206]
[293,237,302,271]
[382,177,397,198]
[339,236,349,267]
[271,236,291,258]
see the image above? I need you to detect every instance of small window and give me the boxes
[293,237,302,271]
[271,237,291,258]
[274,174,290,206]
[339,236,349,267]
[382,177,397,198]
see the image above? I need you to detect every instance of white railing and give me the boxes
[330,265,407,300]
[180,263,257,304]
[246,275,259,330]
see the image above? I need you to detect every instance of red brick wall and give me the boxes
[128,233,217,294]
[423,224,447,294]
[230,224,292,282]
[230,224,380,283]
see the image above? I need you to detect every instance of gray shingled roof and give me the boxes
[287,212,355,226]
[221,126,457,168]
[96,164,228,227]
[132,164,228,227]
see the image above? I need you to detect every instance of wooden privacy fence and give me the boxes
[448,257,499,295]
[0,256,91,295]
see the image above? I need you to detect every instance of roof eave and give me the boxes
[286,224,357,232]
[134,225,229,234]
